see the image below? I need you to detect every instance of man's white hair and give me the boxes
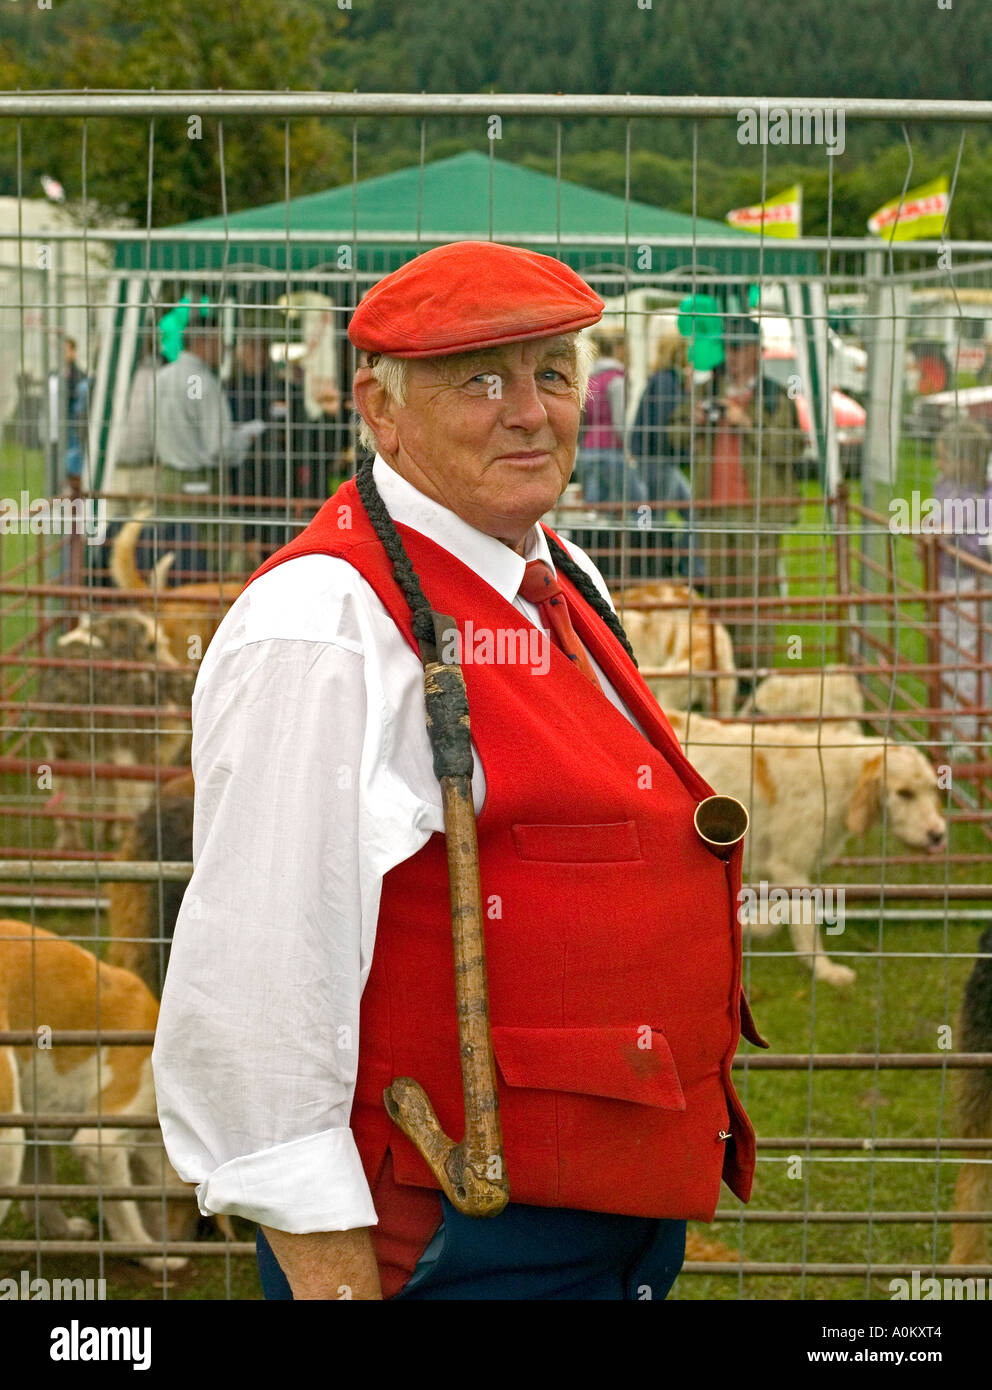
[356,331,596,455]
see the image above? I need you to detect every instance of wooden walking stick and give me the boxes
[383,611,510,1218]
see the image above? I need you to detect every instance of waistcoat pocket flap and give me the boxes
[490,1025,686,1110]
[511,821,642,863]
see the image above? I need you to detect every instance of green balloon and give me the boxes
[159,297,191,363]
[689,337,725,371]
[676,293,724,371]
[158,293,211,362]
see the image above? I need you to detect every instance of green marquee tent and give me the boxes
[94,152,824,492]
[114,149,819,280]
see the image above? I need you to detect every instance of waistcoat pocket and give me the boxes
[511,821,642,863]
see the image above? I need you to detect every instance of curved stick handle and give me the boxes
[384,1077,508,1217]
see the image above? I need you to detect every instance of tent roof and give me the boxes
[171,149,737,239]
[115,150,818,278]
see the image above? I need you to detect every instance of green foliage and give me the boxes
[0,0,353,222]
[0,0,988,232]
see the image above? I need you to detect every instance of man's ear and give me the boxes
[352,367,398,456]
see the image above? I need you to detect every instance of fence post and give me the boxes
[861,253,909,673]
[834,480,850,666]
[921,533,941,751]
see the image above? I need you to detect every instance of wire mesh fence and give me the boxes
[0,92,991,1301]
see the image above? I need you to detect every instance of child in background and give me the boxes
[933,415,992,758]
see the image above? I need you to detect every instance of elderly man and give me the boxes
[153,242,763,1302]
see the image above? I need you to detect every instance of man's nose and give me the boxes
[499,374,550,431]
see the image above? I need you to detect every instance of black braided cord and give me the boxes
[354,456,638,667]
[355,457,437,651]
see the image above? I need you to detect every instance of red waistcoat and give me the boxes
[244,477,766,1224]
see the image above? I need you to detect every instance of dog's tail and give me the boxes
[110,507,176,593]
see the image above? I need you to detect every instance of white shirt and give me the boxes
[152,454,645,1233]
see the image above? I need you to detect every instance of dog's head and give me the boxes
[846,745,947,853]
[59,610,178,666]
[55,611,193,711]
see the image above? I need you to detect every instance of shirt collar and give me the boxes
[371,454,557,605]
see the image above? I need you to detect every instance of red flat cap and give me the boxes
[348,241,604,358]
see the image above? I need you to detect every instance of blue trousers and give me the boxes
[256,1200,686,1301]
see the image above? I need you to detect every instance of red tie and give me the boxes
[518,560,602,691]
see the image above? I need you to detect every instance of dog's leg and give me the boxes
[950,1064,992,1265]
[950,1161,990,1265]
[108,753,142,852]
[71,1125,187,1272]
[129,1132,200,1248]
[52,779,86,854]
[717,676,738,718]
[766,862,856,987]
[742,895,781,942]
[0,1050,24,1230]
[18,1132,94,1240]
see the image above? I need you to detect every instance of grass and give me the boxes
[683,434,991,1297]
[683,905,979,1301]
[0,443,77,714]
[1,441,990,1300]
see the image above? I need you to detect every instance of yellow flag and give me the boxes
[867,177,949,240]
[726,184,802,239]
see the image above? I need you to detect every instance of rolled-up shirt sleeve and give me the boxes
[152,609,431,1233]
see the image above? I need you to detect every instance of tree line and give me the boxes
[0,0,986,236]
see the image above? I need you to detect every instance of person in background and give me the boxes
[287,358,343,513]
[669,316,806,692]
[109,299,264,580]
[629,328,699,582]
[62,338,88,493]
[229,329,290,568]
[933,414,992,758]
[230,326,346,570]
[577,327,648,512]
[47,337,88,496]
[149,301,266,578]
